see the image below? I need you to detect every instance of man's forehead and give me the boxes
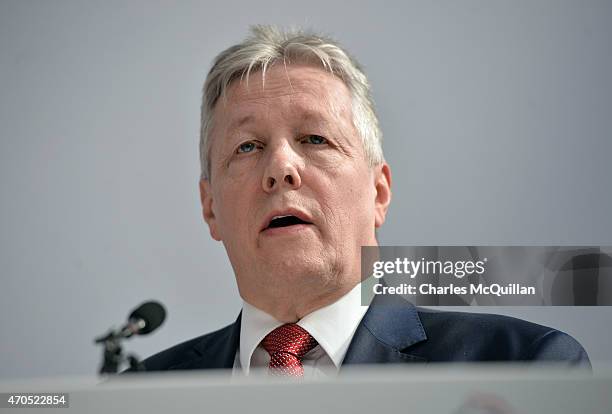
[220,67,348,113]
[223,107,333,131]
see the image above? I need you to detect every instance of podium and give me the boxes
[1,364,610,413]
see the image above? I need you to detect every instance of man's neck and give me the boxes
[244,280,361,322]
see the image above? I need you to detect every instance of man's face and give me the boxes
[199,64,391,318]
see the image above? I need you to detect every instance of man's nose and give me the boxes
[262,143,302,193]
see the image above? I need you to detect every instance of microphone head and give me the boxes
[128,301,166,335]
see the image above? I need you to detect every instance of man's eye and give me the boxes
[304,135,327,145]
[237,142,257,153]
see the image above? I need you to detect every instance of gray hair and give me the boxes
[199,25,384,180]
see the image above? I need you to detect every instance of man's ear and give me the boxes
[199,179,222,241]
[373,163,392,228]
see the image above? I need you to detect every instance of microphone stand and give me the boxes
[94,328,144,374]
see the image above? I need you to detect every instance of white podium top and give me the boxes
[0,364,610,414]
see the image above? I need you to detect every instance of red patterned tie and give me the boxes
[260,323,318,377]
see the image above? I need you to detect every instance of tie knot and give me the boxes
[261,323,318,359]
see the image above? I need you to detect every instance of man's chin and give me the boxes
[257,254,334,283]
[257,230,322,256]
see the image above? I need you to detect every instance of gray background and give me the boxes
[1,0,610,380]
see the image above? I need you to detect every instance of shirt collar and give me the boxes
[239,281,371,374]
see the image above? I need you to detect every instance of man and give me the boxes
[136,26,589,377]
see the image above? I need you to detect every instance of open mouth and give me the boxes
[265,215,312,230]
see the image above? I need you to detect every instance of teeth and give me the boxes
[272,215,292,220]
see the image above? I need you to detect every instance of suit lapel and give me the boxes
[171,312,242,370]
[342,293,428,365]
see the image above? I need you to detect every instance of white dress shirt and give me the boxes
[233,281,371,378]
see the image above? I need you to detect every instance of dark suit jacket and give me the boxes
[136,293,590,371]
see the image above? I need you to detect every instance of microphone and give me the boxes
[94,300,167,374]
[119,301,166,338]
